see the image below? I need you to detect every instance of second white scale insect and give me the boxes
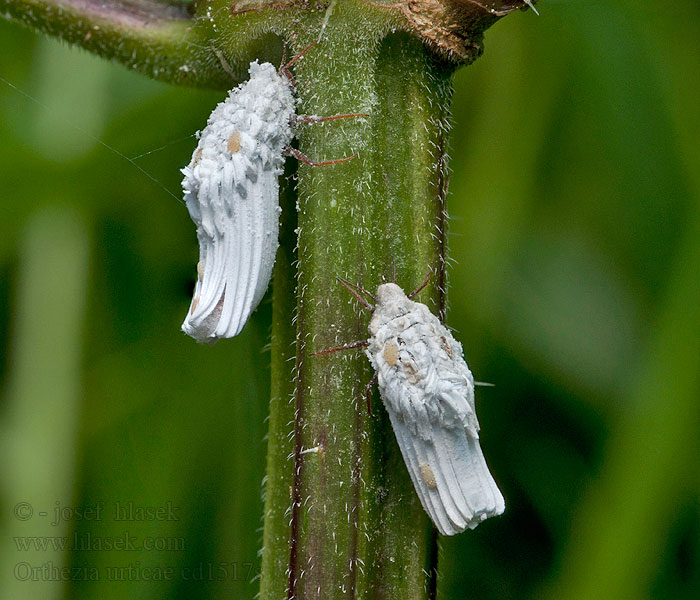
[320,276,505,536]
[181,45,358,343]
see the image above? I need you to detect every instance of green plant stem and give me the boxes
[262,9,454,597]
[1,0,289,87]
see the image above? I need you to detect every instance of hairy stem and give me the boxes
[263,7,454,598]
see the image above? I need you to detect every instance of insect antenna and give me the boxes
[407,271,431,299]
[279,39,318,86]
[337,277,376,310]
[280,40,318,71]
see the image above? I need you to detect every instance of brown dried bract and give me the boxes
[366,0,533,63]
[226,0,533,62]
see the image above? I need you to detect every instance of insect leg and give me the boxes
[286,146,357,167]
[311,339,369,356]
[293,113,368,124]
[311,339,378,416]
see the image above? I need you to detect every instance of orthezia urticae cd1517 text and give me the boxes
[314,276,505,535]
[181,45,359,343]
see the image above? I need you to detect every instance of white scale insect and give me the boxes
[316,274,505,535]
[181,43,359,343]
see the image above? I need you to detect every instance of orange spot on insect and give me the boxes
[227,131,241,154]
[384,341,399,366]
[420,464,437,490]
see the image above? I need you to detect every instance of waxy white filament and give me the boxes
[181,61,295,343]
[367,283,505,535]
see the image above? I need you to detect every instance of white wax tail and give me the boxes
[388,410,505,536]
[182,176,279,343]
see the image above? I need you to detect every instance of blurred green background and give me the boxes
[1,1,698,598]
